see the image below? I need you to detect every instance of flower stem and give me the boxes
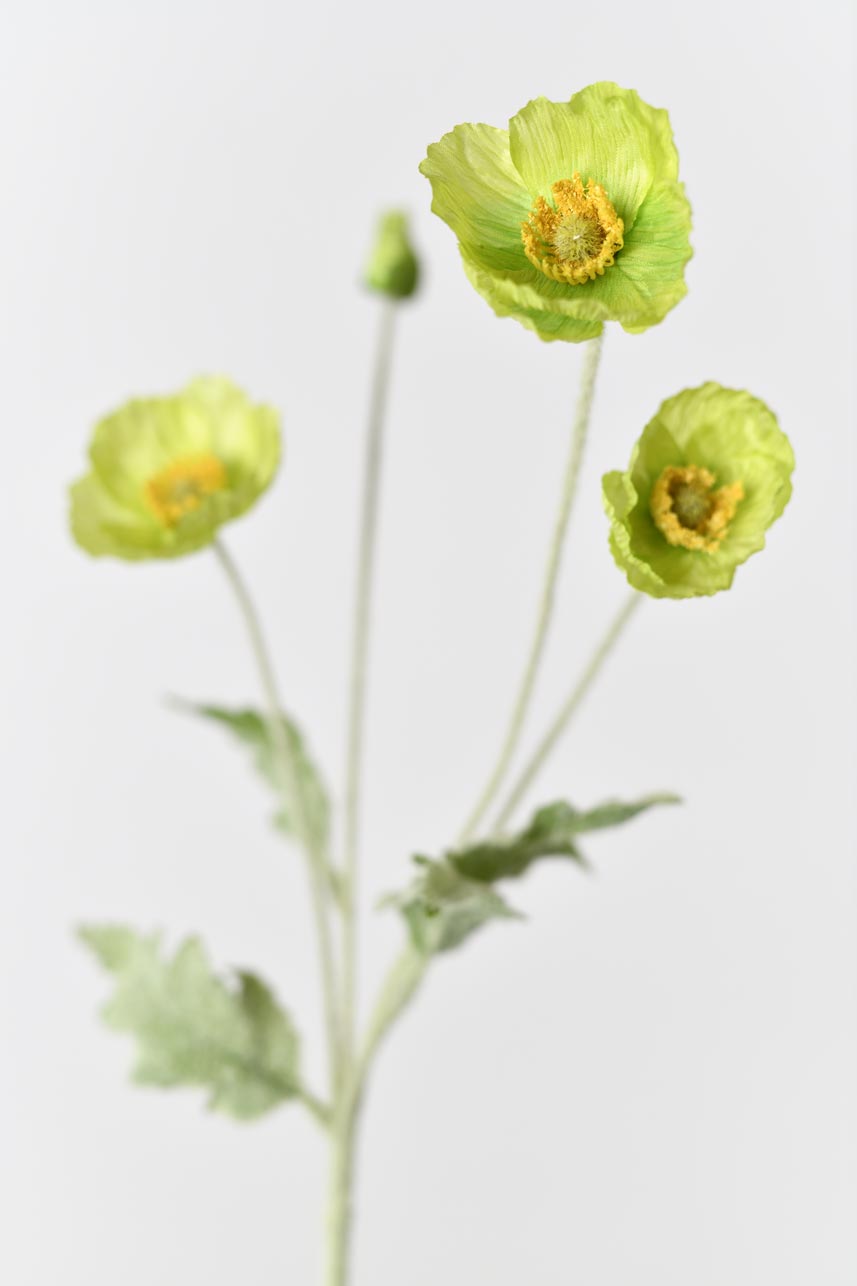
[324,944,427,1286]
[325,299,400,1286]
[493,591,641,832]
[342,298,398,1063]
[458,333,604,845]
[212,537,342,1094]
[324,1089,360,1286]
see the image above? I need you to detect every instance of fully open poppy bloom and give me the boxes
[420,82,692,342]
[603,383,794,598]
[70,377,280,560]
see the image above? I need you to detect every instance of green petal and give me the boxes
[580,181,692,331]
[676,385,794,565]
[603,384,794,599]
[449,178,690,336]
[69,474,174,560]
[181,378,281,493]
[420,123,532,273]
[509,83,679,233]
[603,470,688,598]
[89,400,178,513]
[462,250,603,343]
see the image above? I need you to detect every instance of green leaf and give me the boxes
[552,793,681,833]
[385,858,522,955]
[171,702,330,855]
[383,795,677,963]
[79,926,309,1121]
[450,793,680,882]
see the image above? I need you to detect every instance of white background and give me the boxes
[1,2,855,1283]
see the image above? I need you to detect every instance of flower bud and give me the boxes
[364,210,420,300]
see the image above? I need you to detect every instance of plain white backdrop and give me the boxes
[1,2,855,1283]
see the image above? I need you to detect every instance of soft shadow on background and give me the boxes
[1,2,855,1284]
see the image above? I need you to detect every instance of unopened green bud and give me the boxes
[364,210,420,300]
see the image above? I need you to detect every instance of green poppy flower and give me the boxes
[420,82,692,343]
[70,377,281,561]
[603,383,794,598]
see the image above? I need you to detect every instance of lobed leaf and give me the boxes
[171,701,330,855]
[386,793,678,957]
[450,793,680,883]
[79,926,306,1121]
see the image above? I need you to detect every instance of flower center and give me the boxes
[143,453,228,526]
[521,174,624,285]
[650,465,744,553]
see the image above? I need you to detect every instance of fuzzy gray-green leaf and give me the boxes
[450,792,679,883]
[172,701,329,853]
[79,926,304,1121]
[387,858,521,955]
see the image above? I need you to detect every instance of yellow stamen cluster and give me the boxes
[143,453,228,527]
[650,465,744,553]
[521,174,624,285]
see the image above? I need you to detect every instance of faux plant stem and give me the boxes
[494,591,642,831]
[324,944,427,1286]
[212,538,342,1091]
[459,333,604,844]
[343,298,398,1061]
[324,1083,360,1286]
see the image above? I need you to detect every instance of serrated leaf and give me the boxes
[449,793,680,883]
[547,793,681,834]
[171,701,329,854]
[385,858,521,955]
[79,926,305,1121]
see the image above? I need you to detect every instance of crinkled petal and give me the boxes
[602,469,721,599]
[70,474,173,560]
[420,123,531,273]
[509,83,679,233]
[461,250,603,343]
[89,399,180,513]
[181,378,281,492]
[582,181,692,332]
[447,178,690,335]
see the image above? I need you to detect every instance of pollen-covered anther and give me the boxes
[144,453,228,527]
[521,173,624,285]
[650,464,745,553]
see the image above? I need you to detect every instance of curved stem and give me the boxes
[342,298,397,1063]
[212,537,342,1094]
[493,591,641,832]
[358,944,428,1075]
[458,333,604,844]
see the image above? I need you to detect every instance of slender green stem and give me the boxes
[212,537,342,1094]
[324,944,427,1286]
[326,300,401,1286]
[493,592,642,832]
[358,944,428,1074]
[458,334,604,845]
[342,298,398,1063]
[299,1088,333,1128]
[324,1091,360,1286]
